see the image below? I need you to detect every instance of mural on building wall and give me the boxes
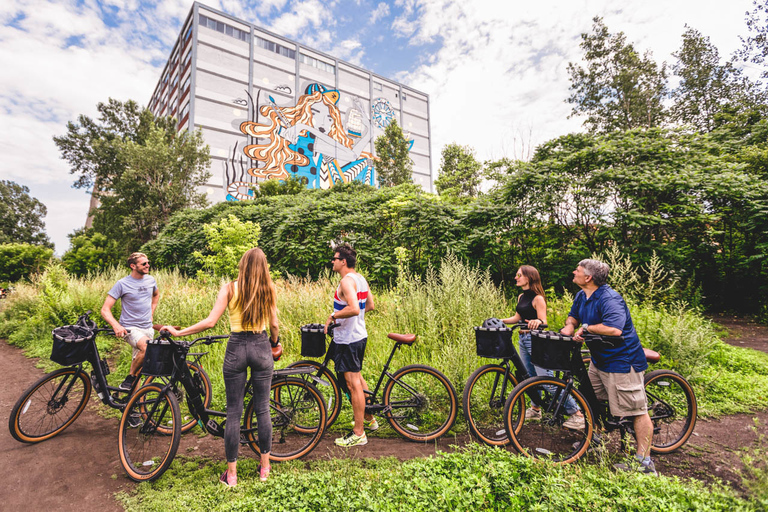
[223,83,412,201]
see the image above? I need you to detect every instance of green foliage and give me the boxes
[0,180,51,247]
[254,175,307,197]
[61,229,123,276]
[117,445,752,511]
[435,143,482,200]
[738,419,768,508]
[737,0,768,81]
[193,214,261,279]
[0,243,54,283]
[567,17,667,133]
[374,120,413,187]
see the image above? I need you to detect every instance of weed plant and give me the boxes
[2,257,768,419]
[115,444,755,512]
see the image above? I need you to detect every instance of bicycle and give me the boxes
[462,321,548,446]
[287,323,458,441]
[118,330,327,482]
[8,311,212,443]
[502,330,698,464]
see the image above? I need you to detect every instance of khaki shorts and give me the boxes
[588,362,647,417]
[125,326,154,358]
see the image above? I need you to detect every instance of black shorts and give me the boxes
[331,338,367,373]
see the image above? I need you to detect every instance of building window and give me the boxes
[255,36,296,59]
[182,50,192,68]
[199,14,250,42]
[181,76,191,94]
[184,24,192,41]
[373,82,382,91]
[299,53,335,74]
[179,102,190,120]
[402,92,407,101]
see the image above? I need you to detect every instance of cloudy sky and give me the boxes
[0,0,758,254]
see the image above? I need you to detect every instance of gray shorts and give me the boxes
[588,362,648,417]
[124,326,154,358]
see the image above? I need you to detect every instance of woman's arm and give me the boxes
[268,306,279,344]
[502,294,523,324]
[162,283,230,337]
[527,295,547,329]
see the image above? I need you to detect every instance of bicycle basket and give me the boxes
[300,324,327,357]
[143,338,176,376]
[474,324,515,358]
[530,330,581,371]
[51,325,96,366]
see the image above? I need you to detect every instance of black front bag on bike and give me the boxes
[529,330,582,371]
[300,324,327,357]
[51,325,96,366]
[475,318,515,358]
[143,338,176,376]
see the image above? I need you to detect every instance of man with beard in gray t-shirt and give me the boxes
[101,252,159,390]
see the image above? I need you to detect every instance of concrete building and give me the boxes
[147,2,433,202]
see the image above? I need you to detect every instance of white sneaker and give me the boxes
[525,407,542,420]
[563,414,586,430]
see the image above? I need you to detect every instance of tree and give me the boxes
[61,229,123,276]
[374,120,413,187]
[0,181,51,247]
[435,143,482,199]
[54,99,210,249]
[193,214,261,279]
[0,243,54,283]
[737,0,768,80]
[567,17,667,133]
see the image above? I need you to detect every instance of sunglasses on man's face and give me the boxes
[329,257,342,263]
[137,262,151,267]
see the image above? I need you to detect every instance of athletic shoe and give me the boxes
[119,374,137,391]
[335,430,368,447]
[614,459,658,476]
[350,417,380,431]
[525,407,542,420]
[258,464,271,482]
[219,470,236,488]
[562,414,586,430]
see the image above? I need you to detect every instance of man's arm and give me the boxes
[560,316,579,336]
[365,289,375,312]
[150,287,159,318]
[325,276,360,332]
[101,295,126,337]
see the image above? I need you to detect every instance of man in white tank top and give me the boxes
[325,244,376,447]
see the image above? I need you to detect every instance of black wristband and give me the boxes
[270,336,280,348]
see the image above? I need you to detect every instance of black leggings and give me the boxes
[222,331,273,462]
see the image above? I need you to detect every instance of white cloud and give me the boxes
[370,2,389,24]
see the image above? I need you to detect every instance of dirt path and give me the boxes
[2,316,768,509]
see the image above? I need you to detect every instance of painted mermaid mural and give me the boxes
[237,84,375,193]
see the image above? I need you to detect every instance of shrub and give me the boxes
[0,243,54,283]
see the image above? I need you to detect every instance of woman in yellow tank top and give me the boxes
[162,248,279,486]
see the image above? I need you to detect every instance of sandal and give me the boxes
[258,464,271,482]
[219,470,236,488]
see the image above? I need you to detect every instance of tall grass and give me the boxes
[2,257,768,417]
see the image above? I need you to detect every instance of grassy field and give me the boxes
[3,259,768,509]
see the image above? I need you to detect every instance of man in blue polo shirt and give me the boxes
[560,259,656,475]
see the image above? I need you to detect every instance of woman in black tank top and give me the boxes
[501,265,585,425]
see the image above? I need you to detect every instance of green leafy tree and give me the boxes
[54,99,209,249]
[567,17,667,133]
[374,120,413,187]
[193,214,261,279]
[61,229,123,276]
[254,175,308,197]
[0,181,51,247]
[737,0,768,80]
[435,143,482,199]
[0,243,54,282]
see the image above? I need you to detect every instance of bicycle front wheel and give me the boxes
[383,364,458,441]
[463,364,521,446]
[9,368,91,443]
[118,384,181,482]
[645,369,697,453]
[286,360,341,428]
[246,377,326,461]
[142,361,211,434]
[504,376,593,464]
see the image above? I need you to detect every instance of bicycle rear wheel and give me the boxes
[286,360,341,428]
[9,368,91,443]
[383,364,458,441]
[118,383,181,482]
[504,376,593,464]
[142,361,211,434]
[462,364,521,446]
[245,377,326,461]
[644,369,697,453]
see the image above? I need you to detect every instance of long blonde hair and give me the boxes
[229,248,276,329]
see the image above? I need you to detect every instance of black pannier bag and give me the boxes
[474,318,515,358]
[51,325,96,366]
[530,330,581,371]
[300,324,327,357]
[143,338,176,377]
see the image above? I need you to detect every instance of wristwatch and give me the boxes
[583,324,590,333]
[331,312,336,320]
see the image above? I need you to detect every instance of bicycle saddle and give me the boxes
[388,333,417,345]
[643,348,660,363]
